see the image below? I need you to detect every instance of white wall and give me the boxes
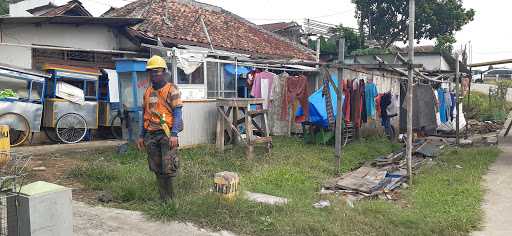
[351,54,452,72]
[9,0,55,16]
[179,101,218,147]
[0,45,32,68]
[1,23,117,49]
[414,54,451,72]
[0,23,127,69]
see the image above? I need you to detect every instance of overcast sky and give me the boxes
[63,0,508,68]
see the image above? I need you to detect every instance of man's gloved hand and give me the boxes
[169,136,179,148]
[137,138,145,150]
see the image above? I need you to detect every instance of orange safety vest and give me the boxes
[143,83,174,131]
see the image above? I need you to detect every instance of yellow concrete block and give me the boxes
[0,125,10,167]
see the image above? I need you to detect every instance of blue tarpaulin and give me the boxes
[297,73,344,128]
[224,64,251,75]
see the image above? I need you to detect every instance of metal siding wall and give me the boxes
[179,101,218,146]
[1,23,116,50]
[206,62,219,98]
[0,45,32,69]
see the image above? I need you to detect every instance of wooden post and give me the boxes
[233,107,238,145]
[171,49,178,84]
[245,104,254,159]
[216,105,225,151]
[335,38,345,175]
[455,53,460,146]
[316,37,321,64]
[288,104,293,137]
[406,0,415,185]
[263,111,272,153]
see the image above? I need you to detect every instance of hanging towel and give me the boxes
[365,82,378,119]
[251,71,275,109]
[437,88,448,123]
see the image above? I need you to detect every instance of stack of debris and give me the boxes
[466,119,502,134]
[323,139,447,202]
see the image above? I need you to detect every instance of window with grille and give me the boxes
[32,48,122,70]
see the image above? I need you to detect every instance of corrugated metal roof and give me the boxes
[41,0,92,17]
[260,22,299,32]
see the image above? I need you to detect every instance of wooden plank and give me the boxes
[233,107,239,145]
[216,107,246,144]
[216,105,225,151]
[226,107,233,145]
[216,98,265,108]
[251,119,263,133]
[245,104,254,159]
[263,110,270,138]
[247,109,269,116]
[251,136,272,144]
[334,167,387,194]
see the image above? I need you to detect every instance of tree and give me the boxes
[353,0,475,49]
[307,25,365,56]
[0,0,8,16]
[434,34,457,53]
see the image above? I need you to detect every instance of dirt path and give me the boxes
[472,142,512,236]
[13,140,126,158]
[73,202,236,236]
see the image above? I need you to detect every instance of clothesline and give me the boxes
[344,67,408,81]
[204,58,318,72]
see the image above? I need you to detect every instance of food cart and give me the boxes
[114,58,149,142]
[97,69,122,139]
[42,64,100,144]
[0,63,48,146]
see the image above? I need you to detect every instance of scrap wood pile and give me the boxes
[323,139,448,202]
[466,119,502,135]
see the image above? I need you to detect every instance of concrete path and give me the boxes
[73,202,236,236]
[472,142,512,236]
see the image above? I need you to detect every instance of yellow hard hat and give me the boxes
[146,55,168,70]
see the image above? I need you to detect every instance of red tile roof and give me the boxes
[41,0,92,17]
[104,0,315,60]
[260,22,300,32]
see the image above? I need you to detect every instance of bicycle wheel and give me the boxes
[0,113,31,147]
[55,113,87,144]
[110,113,123,140]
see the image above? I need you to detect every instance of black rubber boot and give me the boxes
[156,175,171,202]
[156,174,177,202]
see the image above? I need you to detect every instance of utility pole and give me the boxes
[455,52,460,146]
[406,0,415,185]
[316,37,321,64]
[335,37,345,176]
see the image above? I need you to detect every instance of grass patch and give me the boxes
[465,91,511,122]
[70,137,499,235]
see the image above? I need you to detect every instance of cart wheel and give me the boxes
[0,113,31,147]
[110,114,123,140]
[55,113,87,144]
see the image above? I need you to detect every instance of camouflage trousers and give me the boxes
[143,130,180,177]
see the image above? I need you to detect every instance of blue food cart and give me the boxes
[0,63,48,146]
[42,64,100,144]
